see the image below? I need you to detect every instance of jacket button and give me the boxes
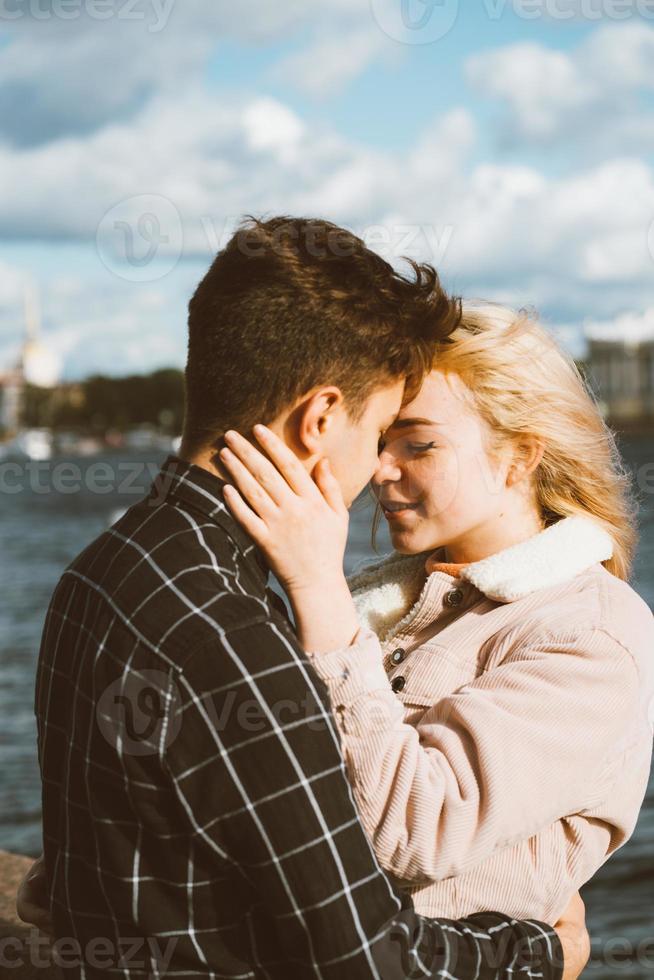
[391,675,406,693]
[445,588,464,607]
[391,648,405,665]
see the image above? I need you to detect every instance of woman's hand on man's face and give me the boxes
[220,425,349,599]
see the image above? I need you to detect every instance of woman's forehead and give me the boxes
[399,370,469,422]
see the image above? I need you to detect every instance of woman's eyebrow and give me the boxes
[390,417,444,429]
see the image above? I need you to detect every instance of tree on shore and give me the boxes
[20,368,185,435]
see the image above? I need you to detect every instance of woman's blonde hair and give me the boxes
[423,301,638,580]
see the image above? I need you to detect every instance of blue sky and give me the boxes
[0,0,653,378]
[211,7,591,153]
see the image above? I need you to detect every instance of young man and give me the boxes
[19,217,585,978]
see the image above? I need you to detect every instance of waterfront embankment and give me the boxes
[0,849,61,978]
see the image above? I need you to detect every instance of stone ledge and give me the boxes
[0,849,62,978]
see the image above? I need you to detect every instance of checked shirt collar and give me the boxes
[148,453,270,581]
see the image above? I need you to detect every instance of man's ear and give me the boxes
[507,436,545,486]
[285,386,345,458]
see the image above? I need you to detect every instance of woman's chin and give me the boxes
[388,521,442,556]
[389,528,423,555]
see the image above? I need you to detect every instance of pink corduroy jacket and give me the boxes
[305,516,654,925]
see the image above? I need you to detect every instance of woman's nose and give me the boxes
[373,451,402,485]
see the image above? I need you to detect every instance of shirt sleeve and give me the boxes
[162,614,563,980]
[305,624,640,886]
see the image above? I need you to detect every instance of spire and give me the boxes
[23,279,41,346]
[19,280,60,388]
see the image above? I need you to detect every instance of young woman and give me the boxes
[220,301,654,925]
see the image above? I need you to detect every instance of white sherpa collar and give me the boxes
[350,551,428,640]
[458,515,614,602]
[349,516,614,636]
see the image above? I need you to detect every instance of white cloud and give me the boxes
[1,15,654,374]
[585,308,654,345]
[0,260,27,309]
[466,22,654,156]
[0,250,194,379]
[243,99,305,161]
[467,42,590,140]
[273,26,392,98]
[1,80,653,375]
[0,0,382,145]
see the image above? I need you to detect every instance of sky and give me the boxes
[1,0,654,379]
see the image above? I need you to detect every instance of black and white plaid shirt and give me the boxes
[35,454,563,979]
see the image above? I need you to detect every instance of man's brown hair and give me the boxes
[182,215,460,454]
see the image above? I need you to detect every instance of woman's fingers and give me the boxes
[223,426,340,515]
[223,430,296,505]
[314,459,347,514]
[252,425,321,498]
[220,430,350,601]
[220,448,279,520]
[223,485,270,546]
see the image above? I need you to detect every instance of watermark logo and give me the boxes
[370,0,460,44]
[200,214,455,265]
[0,459,164,498]
[96,669,182,755]
[96,193,183,282]
[0,0,176,32]
[0,929,179,973]
[648,217,654,266]
[483,0,654,20]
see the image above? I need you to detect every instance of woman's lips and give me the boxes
[381,502,419,520]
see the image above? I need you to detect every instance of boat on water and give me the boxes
[0,428,53,461]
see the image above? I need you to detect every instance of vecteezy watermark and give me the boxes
[95,673,426,752]
[482,0,654,19]
[0,0,176,32]
[587,935,654,972]
[0,929,179,972]
[635,460,654,499]
[648,217,654,266]
[387,925,654,976]
[96,193,183,282]
[94,201,456,280]
[202,213,455,265]
[346,223,455,264]
[369,0,460,44]
[0,459,166,497]
[97,669,183,756]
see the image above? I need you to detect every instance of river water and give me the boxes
[1,441,652,977]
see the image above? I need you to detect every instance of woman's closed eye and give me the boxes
[377,436,438,457]
[408,441,437,455]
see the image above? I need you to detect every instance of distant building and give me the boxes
[0,368,23,433]
[0,283,61,436]
[585,313,654,427]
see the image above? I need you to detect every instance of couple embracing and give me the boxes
[18,216,654,979]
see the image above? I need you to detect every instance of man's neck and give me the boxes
[179,443,230,483]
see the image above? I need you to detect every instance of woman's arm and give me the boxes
[305,623,640,884]
[218,426,642,893]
